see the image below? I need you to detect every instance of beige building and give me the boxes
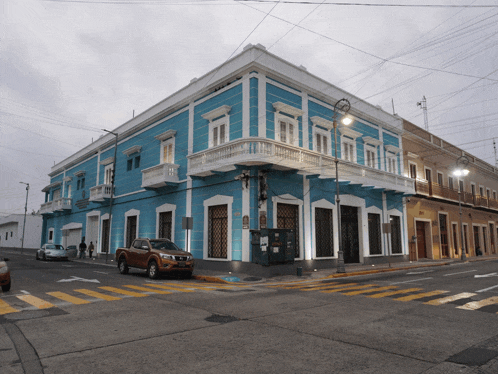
[402,120,498,260]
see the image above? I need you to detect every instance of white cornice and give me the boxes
[385,145,402,154]
[99,157,115,166]
[310,116,334,131]
[273,102,304,118]
[122,145,142,156]
[155,129,177,142]
[339,127,362,140]
[201,105,231,122]
[74,170,86,177]
[362,136,383,147]
[42,181,62,192]
[62,176,73,182]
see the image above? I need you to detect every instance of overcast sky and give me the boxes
[1,0,497,216]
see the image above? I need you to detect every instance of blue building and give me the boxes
[40,44,415,275]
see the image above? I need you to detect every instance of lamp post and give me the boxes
[19,182,29,255]
[453,156,469,261]
[333,98,353,273]
[103,129,118,264]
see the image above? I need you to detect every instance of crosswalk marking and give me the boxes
[424,292,476,306]
[47,292,91,305]
[145,284,195,292]
[395,290,448,302]
[457,296,498,311]
[276,282,333,290]
[99,286,148,297]
[16,295,55,309]
[367,288,423,299]
[342,286,397,296]
[302,283,360,291]
[124,285,172,294]
[156,282,218,290]
[75,289,122,301]
[0,299,19,315]
[321,284,377,294]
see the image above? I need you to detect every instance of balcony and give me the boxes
[40,201,54,214]
[89,184,114,202]
[141,163,180,189]
[187,138,415,194]
[53,197,72,211]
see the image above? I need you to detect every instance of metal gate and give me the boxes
[368,213,382,255]
[341,205,359,263]
[126,216,137,248]
[277,203,299,257]
[101,219,110,253]
[315,208,333,257]
[159,211,172,240]
[208,204,228,258]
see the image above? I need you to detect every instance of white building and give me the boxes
[0,214,43,249]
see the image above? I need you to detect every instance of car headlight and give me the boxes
[187,256,194,261]
[160,253,174,260]
[0,264,8,274]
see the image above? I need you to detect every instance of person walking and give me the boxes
[79,238,87,259]
[88,241,94,259]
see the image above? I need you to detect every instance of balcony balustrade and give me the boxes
[141,163,180,189]
[40,201,54,214]
[89,184,114,202]
[53,197,72,211]
[414,180,498,212]
[187,138,415,194]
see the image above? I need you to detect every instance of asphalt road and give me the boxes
[1,250,498,373]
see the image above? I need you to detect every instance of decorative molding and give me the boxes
[310,116,334,131]
[362,136,383,147]
[202,105,231,122]
[99,157,115,166]
[273,101,304,118]
[122,145,142,156]
[62,176,73,182]
[74,170,86,177]
[385,144,402,154]
[339,127,362,140]
[42,181,62,192]
[155,129,177,142]
[406,151,419,158]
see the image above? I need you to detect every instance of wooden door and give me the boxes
[416,221,427,259]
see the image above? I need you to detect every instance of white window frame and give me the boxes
[104,164,114,185]
[161,137,175,164]
[341,137,356,162]
[209,116,229,148]
[48,228,54,243]
[364,145,377,169]
[386,152,397,174]
[275,113,298,146]
[272,193,304,260]
[203,195,233,261]
[67,184,72,198]
[123,209,140,247]
[408,161,417,179]
[313,126,331,155]
[437,171,444,186]
[156,203,176,240]
[448,176,454,190]
[311,198,336,259]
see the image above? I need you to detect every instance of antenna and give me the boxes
[416,96,429,131]
[391,98,396,115]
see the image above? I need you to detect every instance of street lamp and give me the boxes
[453,156,469,261]
[102,129,118,264]
[333,98,353,273]
[19,182,29,255]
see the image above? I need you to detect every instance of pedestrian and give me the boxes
[88,241,94,259]
[79,238,87,259]
[476,246,482,256]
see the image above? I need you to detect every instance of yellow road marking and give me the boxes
[457,296,498,311]
[395,290,448,302]
[99,286,148,297]
[367,288,423,299]
[321,284,377,294]
[425,292,476,306]
[17,295,54,309]
[145,284,195,292]
[156,283,219,290]
[275,282,331,290]
[124,285,172,294]
[75,289,121,301]
[47,292,91,305]
[0,299,19,315]
[342,286,397,296]
[302,283,357,291]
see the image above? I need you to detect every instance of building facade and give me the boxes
[0,214,43,250]
[403,120,498,260]
[40,44,415,275]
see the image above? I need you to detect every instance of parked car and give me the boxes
[0,258,11,292]
[66,245,78,258]
[37,244,69,261]
[115,238,194,279]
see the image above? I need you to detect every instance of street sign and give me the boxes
[182,217,193,230]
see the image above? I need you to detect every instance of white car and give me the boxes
[37,244,69,261]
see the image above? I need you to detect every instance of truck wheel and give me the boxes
[118,258,129,274]
[2,281,11,292]
[147,260,158,279]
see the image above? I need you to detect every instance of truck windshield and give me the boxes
[149,241,181,251]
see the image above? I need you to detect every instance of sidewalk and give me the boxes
[75,252,498,284]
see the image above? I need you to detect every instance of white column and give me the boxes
[258,75,266,138]
[303,176,311,259]
[242,74,250,138]
[186,102,194,252]
[402,197,409,256]
[302,93,309,149]
[242,171,250,262]
[382,191,389,255]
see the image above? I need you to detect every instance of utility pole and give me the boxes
[417,96,429,131]
[102,129,118,264]
[19,182,29,255]
[494,139,497,168]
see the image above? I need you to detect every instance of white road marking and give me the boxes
[390,277,433,285]
[407,270,434,275]
[57,276,100,283]
[94,271,108,275]
[474,272,498,278]
[443,270,477,277]
[476,284,498,293]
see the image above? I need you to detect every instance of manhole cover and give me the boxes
[4,310,50,321]
[205,314,239,323]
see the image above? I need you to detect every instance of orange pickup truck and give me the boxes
[115,238,194,279]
